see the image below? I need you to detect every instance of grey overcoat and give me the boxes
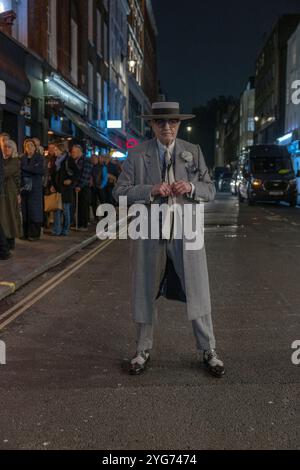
[113,137,216,323]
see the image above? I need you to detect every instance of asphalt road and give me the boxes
[0,193,299,450]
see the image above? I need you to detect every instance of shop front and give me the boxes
[44,72,116,155]
[0,30,31,148]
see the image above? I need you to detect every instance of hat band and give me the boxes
[152,108,180,116]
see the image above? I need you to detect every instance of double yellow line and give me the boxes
[0,228,127,331]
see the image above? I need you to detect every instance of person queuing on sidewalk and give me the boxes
[90,154,108,221]
[0,134,11,260]
[104,155,120,206]
[43,143,57,231]
[0,140,22,251]
[20,139,45,241]
[33,137,45,157]
[50,142,80,236]
[71,145,93,232]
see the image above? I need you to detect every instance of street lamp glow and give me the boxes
[254,116,259,122]
[186,126,192,132]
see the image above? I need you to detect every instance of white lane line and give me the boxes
[0,228,127,331]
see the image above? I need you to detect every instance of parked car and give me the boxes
[218,171,233,192]
[238,145,297,206]
[213,166,227,191]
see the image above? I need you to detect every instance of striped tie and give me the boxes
[161,149,176,240]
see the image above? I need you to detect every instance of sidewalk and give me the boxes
[0,226,98,301]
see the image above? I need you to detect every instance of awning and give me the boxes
[64,109,117,149]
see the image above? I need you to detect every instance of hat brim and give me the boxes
[140,114,195,121]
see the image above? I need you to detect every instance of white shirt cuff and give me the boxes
[187,183,195,199]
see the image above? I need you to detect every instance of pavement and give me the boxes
[0,193,299,450]
[0,226,98,301]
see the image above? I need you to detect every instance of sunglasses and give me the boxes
[153,119,180,128]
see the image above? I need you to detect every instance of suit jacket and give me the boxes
[113,138,216,323]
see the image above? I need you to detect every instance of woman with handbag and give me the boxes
[0,140,22,250]
[20,139,45,241]
[50,142,79,236]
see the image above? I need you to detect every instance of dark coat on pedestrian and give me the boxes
[74,156,93,189]
[21,153,45,224]
[0,157,22,239]
[53,154,80,204]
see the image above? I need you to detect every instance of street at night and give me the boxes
[0,194,299,450]
[1,0,300,461]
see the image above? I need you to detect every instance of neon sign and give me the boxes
[126,138,139,149]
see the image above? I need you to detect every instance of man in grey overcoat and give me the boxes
[113,102,225,378]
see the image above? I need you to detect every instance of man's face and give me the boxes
[150,119,181,146]
[48,144,56,157]
[71,147,82,160]
[54,146,62,157]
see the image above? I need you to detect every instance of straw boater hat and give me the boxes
[140,102,195,121]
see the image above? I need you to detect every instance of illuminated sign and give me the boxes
[277,132,293,145]
[107,120,122,129]
[45,74,88,115]
[111,151,127,159]
[126,138,139,149]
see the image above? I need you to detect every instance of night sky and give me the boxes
[152,0,300,112]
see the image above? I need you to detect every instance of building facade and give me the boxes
[127,0,158,142]
[0,0,159,152]
[254,15,300,145]
[224,101,240,166]
[239,77,255,153]
[108,0,129,152]
[141,0,158,105]
[286,22,300,139]
[285,22,300,184]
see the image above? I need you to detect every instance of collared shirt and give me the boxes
[156,138,176,171]
[155,138,194,198]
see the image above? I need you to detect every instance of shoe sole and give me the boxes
[203,363,226,378]
[129,357,150,376]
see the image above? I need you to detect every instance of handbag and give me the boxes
[20,176,33,194]
[44,192,63,212]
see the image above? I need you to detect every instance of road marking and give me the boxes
[0,282,16,293]
[0,228,127,331]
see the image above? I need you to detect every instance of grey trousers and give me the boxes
[134,239,216,353]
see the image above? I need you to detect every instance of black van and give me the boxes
[238,145,297,206]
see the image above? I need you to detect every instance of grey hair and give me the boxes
[5,140,19,159]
